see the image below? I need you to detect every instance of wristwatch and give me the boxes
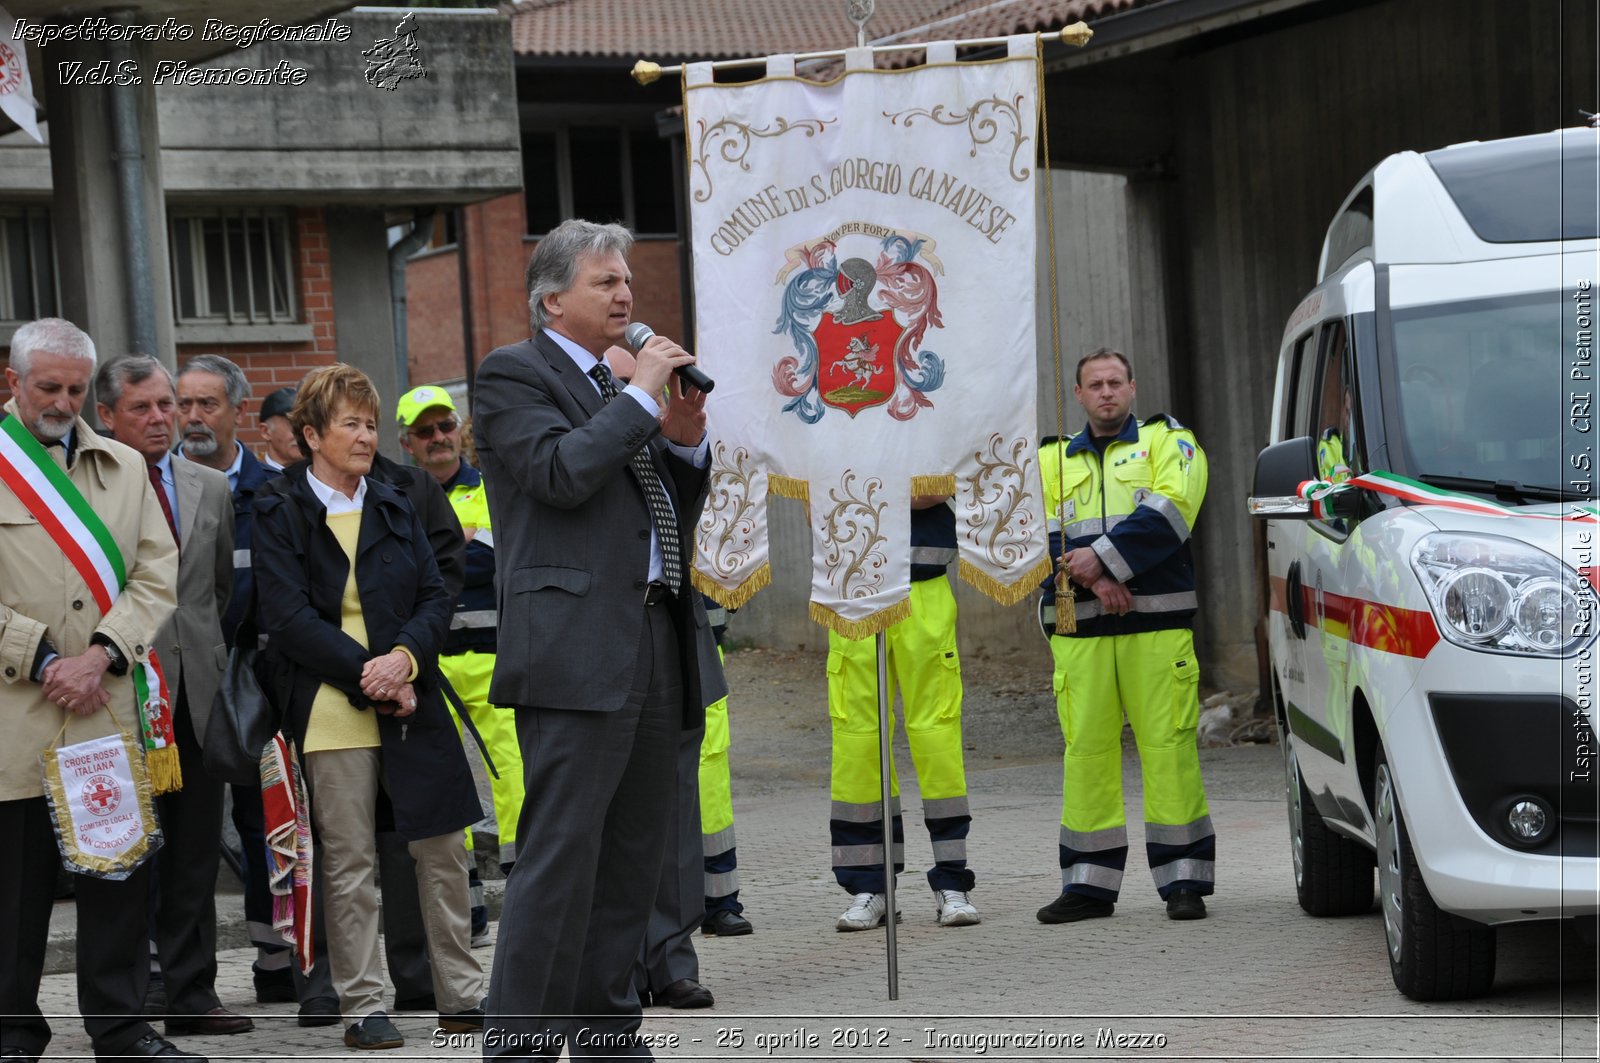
[92,635,129,676]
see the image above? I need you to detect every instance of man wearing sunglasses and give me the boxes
[396,386,526,936]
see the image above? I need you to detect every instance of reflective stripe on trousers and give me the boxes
[826,576,974,894]
[1048,628,1213,899]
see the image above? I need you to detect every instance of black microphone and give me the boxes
[625,322,715,394]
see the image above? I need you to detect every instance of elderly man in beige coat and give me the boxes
[0,319,201,1062]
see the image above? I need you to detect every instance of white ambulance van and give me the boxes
[1248,127,1598,1000]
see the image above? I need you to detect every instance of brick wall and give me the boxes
[403,198,689,393]
[0,207,339,452]
[190,208,340,446]
[405,193,533,390]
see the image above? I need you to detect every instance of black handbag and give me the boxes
[203,611,284,786]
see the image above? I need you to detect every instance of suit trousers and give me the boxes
[485,598,682,1059]
[153,692,226,1017]
[0,797,159,1057]
[636,715,706,996]
[304,747,483,1024]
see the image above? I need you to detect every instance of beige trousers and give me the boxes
[305,747,483,1022]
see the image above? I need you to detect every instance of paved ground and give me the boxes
[28,648,1600,1060]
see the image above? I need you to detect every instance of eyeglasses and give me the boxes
[408,417,458,440]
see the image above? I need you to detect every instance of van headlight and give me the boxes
[1411,533,1597,657]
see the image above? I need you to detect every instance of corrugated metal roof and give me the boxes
[506,0,1152,60]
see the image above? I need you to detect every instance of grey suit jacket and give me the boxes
[154,454,234,745]
[473,332,727,725]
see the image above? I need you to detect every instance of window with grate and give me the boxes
[0,207,58,325]
[169,209,297,324]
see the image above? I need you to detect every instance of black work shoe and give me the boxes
[701,909,754,936]
[113,1032,207,1059]
[436,1004,485,1033]
[252,963,297,1003]
[297,995,341,1028]
[1166,889,1208,920]
[1036,891,1115,924]
[344,1012,404,1050]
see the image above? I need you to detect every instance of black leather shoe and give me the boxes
[1166,889,1208,920]
[437,1004,485,1033]
[1,1045,38,1062]
[655,978,714,1009]
[165,1007,255,1036]
[701,909,753,936]
[297,995,342,1028]
[252,963,297,1003]
[344,1012,404,1050]
[1036,891,1115,924]
[111,1032,208,1060]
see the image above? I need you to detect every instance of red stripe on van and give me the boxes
[1269,576,1440,659]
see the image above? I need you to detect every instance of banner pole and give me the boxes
[874,628,898,1000]
[846,0,900,1004]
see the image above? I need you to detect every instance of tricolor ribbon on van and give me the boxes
[1298,470,1600,524]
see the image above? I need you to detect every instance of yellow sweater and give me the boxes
[302,511,380,753]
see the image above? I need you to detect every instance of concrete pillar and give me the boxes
[43,36,175,366]
[325,207,402,458]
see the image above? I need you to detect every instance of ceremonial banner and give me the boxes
[41,726,161,879]
[686,39,1049,635]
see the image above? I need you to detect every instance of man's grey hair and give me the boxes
[525,219,634,334]
[177,353,249,406]
[94,354,174,412]
[8,318,97,379]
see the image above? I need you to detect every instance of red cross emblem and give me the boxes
[82,774,122,817]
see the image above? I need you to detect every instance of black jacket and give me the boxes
[251,464,480,841]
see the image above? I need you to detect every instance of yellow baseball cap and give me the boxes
[395,384,457,427]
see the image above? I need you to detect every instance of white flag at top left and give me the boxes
[0,5,42,143]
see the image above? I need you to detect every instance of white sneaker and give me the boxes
[836,892,893,931]
[935,889,981,927]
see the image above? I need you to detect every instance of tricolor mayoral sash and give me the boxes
[685,39,1050,637]
[0,415,181,798]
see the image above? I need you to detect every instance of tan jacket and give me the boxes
[0,400,178,801]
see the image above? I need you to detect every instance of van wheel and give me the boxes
[1373,748,1495,1000]
[1285,741,1374,915]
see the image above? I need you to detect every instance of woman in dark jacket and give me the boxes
[252,364,483,1052]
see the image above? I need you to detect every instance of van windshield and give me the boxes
[1387,284,1591,501]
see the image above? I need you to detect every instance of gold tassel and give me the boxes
[768,474,810,501]
[808,598,913,640]
[691,564,772,610]
[910,473,957,498]
[958,557,1053,606]
[147,744,183,795]
[1053,567,1077,635]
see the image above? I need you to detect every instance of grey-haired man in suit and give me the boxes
[474,219,726,1059]
[95,354,251,1037]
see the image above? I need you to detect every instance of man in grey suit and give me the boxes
[95,354,250,1036]
[474,219,727,1059]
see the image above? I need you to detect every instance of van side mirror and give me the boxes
[1246,436,1362,520]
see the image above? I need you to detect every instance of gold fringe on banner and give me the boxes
[691,564,772,610]
[959,556,1052,607]
[767,474,809,501]
[147,745,183,795]
[808,597,913,640]
[910,473,957,498]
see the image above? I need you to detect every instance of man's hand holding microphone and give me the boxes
[626,321,712,447]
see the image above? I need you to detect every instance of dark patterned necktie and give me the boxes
[148,462,179,545]
[590,363,684,591]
